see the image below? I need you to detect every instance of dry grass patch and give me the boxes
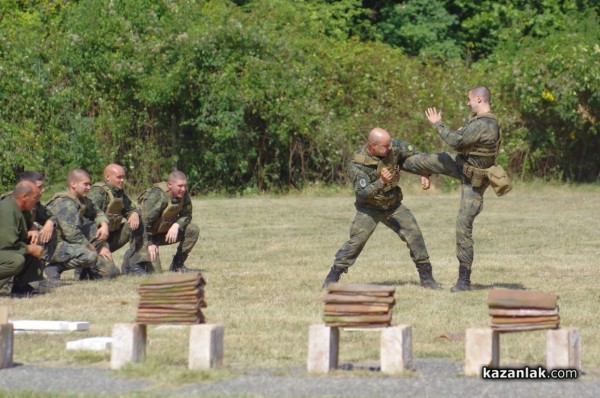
[2,180,599,379]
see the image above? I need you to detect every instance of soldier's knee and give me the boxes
[185,223,200,240]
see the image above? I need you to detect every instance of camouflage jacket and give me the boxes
[433,112,500,169]
[141,183,193,240]
[349,139,420,210]
[46,191,109,245]
[0,195,28,255]
[88,181,139,232]
[1,191,54,229]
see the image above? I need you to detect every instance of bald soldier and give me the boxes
[322,127,441,289]
[45,168,119,280]
[139,170,199,273]
[0,181,45,293]
[86,164,148,276]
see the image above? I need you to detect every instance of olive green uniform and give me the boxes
[332,139,431,277]
[403,113,500,271]
[88,181,147,273]
[45,191,119,278]
[140,182,199,273]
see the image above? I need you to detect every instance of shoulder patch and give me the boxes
[359,179,368,188]
[186,204,192,211]
[407,144,414,151]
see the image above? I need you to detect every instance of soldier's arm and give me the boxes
[142,190,165,241]
[51,198,89,245]
[123,193,140,218]
[84,199,109,227]
[350,162,385,201]
[87,186,107,212]
[433,118,488,150]
[0,211,27,254]
[175,194,193,229]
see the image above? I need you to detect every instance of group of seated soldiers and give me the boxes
[0,165,199,297]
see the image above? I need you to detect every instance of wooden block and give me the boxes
[464,328,499,376]
[110,323,147,370]
[0,307,8,324]
[11,320,89,332]
[188,324,224,369]
[380,325,412,374]
[0,323,14,369]
[546,328,581,371]
[307,324,339,373]
[67,337,112,351]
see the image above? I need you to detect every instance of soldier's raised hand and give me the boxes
[425,107,442,124]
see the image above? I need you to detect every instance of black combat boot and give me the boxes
[450,264,472,292]
[127,262,149,276]
[416,263,442,290]
[322,266,345,288]
[44,264,64,281]
[169,253,194,273]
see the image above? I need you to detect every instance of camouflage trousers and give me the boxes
[403,152,489,269]
[48,221,120,278]
[135,223,200,273]
[106,221,148,273]
[333,203,430,271]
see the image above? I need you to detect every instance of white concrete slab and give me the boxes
[67,337,112,351]
[11,320,89,332]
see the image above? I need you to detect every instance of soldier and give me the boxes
[86,164,148,276]
[0,181,45,295]
[140,170,199,273]
[403,85,502,291]
[322,127,441,289]
[45,168,119,281]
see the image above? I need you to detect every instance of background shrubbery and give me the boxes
[1,0,598,193]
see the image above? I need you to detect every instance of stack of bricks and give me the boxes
[135,272,207,324]
[488,288,559,332]
[323,283,395,328]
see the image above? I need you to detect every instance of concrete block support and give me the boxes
[188,324,224,369]
[546,328,581,371]
[307,325,339,373]
[380,325,413,374]
[0,307,7,324]
[0,323,14,369]
[110,323,147,370]
[465,328,499,376]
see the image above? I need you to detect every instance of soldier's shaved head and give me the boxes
[68,168,91,183]
[368,127,391,145]
[168,170,187,183]
[470,86,491,103]
[103,163,125,179]
[367,127,392,158]
[103,163,126,189]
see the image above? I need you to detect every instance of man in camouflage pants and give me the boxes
[322,127,441,289]
[86,163,149,276]
[45,169,119,280]
[404,85,501,292]
[140,170,199,273]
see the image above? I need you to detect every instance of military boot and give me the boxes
[322,266,344,288]
[127,262,149,276]
[169,253,194,273]
[450,264,472,292]
[416,263,442,290]
[44,264,65,281]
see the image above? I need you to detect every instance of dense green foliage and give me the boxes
[1,0,598,192]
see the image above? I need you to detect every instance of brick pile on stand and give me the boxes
[487,288,559,332]
[323,283,395,328]
[135,272,207,324]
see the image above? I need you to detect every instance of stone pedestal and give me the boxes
[546,328,581,371]
[0,307,7,324]
[380,325,412,374]
[110,323,147,370]
[189,324,224,369]
[464,328,499,376]
[307,325,339,373]
[0,323,13,369]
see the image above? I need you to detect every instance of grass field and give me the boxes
[1,178,599,383]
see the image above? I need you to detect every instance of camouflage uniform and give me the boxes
[140,182,199,273]
[403,113,500,289]
[88,181,147,274]
[325,139,438,288]
[45,191,119,279]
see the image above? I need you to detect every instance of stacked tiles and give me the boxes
[323,283,395,328]
[487,288,559,332]
[135,272,207,324]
